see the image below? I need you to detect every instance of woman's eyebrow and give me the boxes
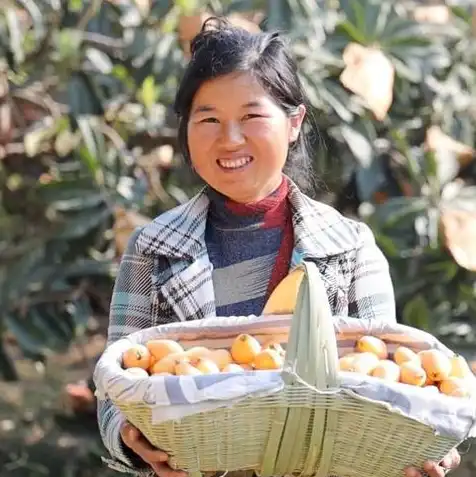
[243,101,263,108]
[192,104,216,114]
[192,100,263,115]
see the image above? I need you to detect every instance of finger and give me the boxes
[152,462,188,477]
[120,423,168,464]
[441,449,461,469]
[120,422,140,444]
[423,461,446,477]
[151,463,161,476]
[129,436,169,464]
[404,466,422,477]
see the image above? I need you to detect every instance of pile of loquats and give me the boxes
[121,333,475,398]
[340,336,476,398]
[121,334,285,377]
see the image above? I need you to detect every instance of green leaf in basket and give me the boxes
[402,294,431,331]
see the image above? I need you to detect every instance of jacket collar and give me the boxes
[136,177,360,261]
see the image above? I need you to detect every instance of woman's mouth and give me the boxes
[217,156,253,171]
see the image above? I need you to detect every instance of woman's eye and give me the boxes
[243,114,262,120]
[200,117,219,123]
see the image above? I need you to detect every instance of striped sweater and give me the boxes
[206,177,294,316]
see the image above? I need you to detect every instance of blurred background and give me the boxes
[0,0,475,476]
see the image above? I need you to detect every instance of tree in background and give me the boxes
[0,0,475,386]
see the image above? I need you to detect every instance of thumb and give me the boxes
[129,425,140,440]
[123,422,140,442]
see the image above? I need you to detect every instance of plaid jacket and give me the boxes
[98,179,396,475]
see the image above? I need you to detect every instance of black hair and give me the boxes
[173,17,317,194]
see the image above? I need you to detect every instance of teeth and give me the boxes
[218,157,252,169]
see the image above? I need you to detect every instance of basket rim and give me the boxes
[93,315,476,442]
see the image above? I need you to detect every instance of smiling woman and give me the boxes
[96,17,461,477]
[175,18,313,202]
[185,72,305,203]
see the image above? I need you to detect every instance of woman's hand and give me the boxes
[405,448,461,477]
[120,422,188,477]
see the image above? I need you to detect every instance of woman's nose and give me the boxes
[220,121,245,148]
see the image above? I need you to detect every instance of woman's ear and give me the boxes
[288,104,306,143]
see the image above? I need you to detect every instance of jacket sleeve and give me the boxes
[97,226,156,476]
[347,223,397,322]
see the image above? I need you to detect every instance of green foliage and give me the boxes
[0,0,475,379]
[0,0,190,379]
[267,0,476,344]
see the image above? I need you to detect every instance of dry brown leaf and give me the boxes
[137,145,175,202]
[114,207,151,257]
[340,43,394,121]
[425,126,475,168]
[63,383,96,415]
[440,208,476,271]
[178,12,209,51]
[227,12,262,33]
[0,102,12,145]
[178,12,261,58]
[413,6,450,24]
[138,144,174,170]
[134,0,150,16]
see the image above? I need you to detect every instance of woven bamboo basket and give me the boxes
[99,262,474,477]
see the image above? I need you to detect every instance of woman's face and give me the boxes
[187,71,305,203]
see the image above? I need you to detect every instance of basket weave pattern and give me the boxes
[114,385,456,477]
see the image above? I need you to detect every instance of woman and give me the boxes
[98,18,460,477]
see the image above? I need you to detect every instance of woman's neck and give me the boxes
[207,176,290,229]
